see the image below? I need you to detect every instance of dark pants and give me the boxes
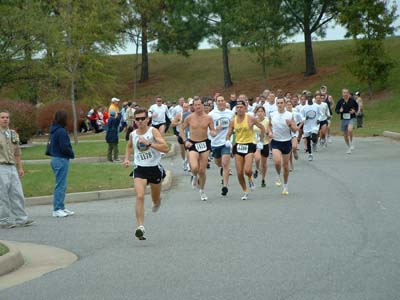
[356,115,363,128]
[107,143,119,161]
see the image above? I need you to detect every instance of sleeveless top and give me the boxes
[234,114,254,144]
[253,118,269,145]
[131,127,161,167]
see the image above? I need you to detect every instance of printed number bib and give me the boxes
[237,144,249,154]
[218,118,230,128]
[195,142,207,152]
[138,151,153,161]
[343,113,351,120]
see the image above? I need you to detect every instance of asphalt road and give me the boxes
[1,136,399,300]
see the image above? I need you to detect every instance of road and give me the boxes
[1,136,399,300]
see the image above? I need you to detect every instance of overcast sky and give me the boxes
[115,18,400,55]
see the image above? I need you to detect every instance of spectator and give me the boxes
[106,111,122,162]
[109,97,120,115]
[0,109,34,229]
[49,110,75,218]
[354,92,364,128]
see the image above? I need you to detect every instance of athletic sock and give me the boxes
[283,183,288,189]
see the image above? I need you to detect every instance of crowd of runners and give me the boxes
[123,86,361,240]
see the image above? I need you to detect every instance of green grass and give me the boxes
[0,243,9,256]
[22,163,134,197]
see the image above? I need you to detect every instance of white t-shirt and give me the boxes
[302,103,321,134]
[208,109,234,147]
[149,104,168,125]
[270,111,293,142]
[131,127,161,167]
[316,102,330,121]
[264,102,277,119]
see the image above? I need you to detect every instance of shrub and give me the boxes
[36,100,90,133]
[0,100,38,144]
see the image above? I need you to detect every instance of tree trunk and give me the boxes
[140,16,149,83]
[133,34,140,101]
[222,37,233,88]
[304,28,316,76]
[70,76,78,145]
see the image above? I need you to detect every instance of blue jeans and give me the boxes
[51,157,70,211]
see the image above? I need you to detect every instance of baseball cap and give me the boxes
[110,111,116,117]
[188,98,194,105]
[111,97,120,103]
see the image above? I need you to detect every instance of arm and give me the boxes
[171,113,181,128]
[208,116,216,137]
[150,128,169,153]
[335,99,342,114]
[252,116,265,141]
[123,134,134,167]
[180,116,192,148]
[226,119,234,141]
[268,117,273,139]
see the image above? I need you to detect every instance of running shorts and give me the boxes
[271,139,292,155]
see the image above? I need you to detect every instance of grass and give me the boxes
[22,163,134,197]
[0,243,9,256]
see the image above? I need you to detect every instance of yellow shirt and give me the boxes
[253,118,269,144]
[234,114,254,144]
[108,103,120,114]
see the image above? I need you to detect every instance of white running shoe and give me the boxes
[275,177,282,187]
[312,143,318,152]
[350,144,355,151]
[63,209,75,216]
[183,161,188,172]
[282,188,289,195]
[200,190,208,201]
[346,148,352,154]
[191,175,198,189]
[308,153,313,161]
[241,192,248,200]
[328,136,332,143]
[53,209,68,217]
[249,180,256,191]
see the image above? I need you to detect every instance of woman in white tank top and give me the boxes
[123,107,169,240]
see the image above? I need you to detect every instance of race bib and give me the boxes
[343,113,351,120]
[217,118,230,128]
[237,144,249,154]
[138,151,153,161]
[195,142,207,152]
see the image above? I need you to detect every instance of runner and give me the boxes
[315,93,331,148]
[226,99,265,200]
[285,99,302,171]
[123,107,169,240]
[320,85,334,143]
[180,97,216,201]
[253,106,270,188]
[208,96,234,196]
[149,96,169,137]
[171,101,191,171]
[301,92,321,161]
[335,88,358,154]
[268,98,298,195]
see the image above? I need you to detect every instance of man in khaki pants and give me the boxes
[0,110,34,229]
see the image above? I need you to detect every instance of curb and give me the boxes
[25,170,173,207]
[0,241,24,277]
[383,131,400,140]
[22,143,176,164]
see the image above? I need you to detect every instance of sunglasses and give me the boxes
[135,117,147,121]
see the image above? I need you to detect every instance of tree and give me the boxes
[235,0,294,88]
[283,0,338,76]
[339,0,398,98]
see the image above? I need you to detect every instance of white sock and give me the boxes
[283,183,288,189]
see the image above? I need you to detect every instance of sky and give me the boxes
[114,17,400,55]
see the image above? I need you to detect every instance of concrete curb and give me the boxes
[22,143,176,164]
[0,241,24,277]
[25,170,173,207]
[383,131,400,140]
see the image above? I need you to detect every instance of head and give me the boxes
[259,95,266,104]
[182,102,189,112]
[300,94,307,105]
[230,93,237,102]
[110,111,116,118]
[254,106,266,120]
[306,91,313,105]
[320,85,328,96]
[235,100,247,116]
[262,89,270,98]
[248,96,254,105]
[203,102,212,114]
[178,97,185,106]
[53,110,68,128]
[111,97,120,105]
[276,98,286,113]
[315,93,322,104]
[134,107,149,129]
[193,96,203,113]
[285,98,293,112]
[291,95,299,107]
[0,110,10,129]
[342,88,350,100]
[268,93,275,104]
[355,91,360,99]
[276,89,283,98]
[155,96,163,106]
[216,96,226,111]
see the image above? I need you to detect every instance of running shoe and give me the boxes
[261,179,266,188]
[135,225,146,240]
[152,200,161,213]
[253,170,258,179]
[241,192,248,200]
[63,209,75,216]
[275,177,282,187]
[200,190,208,201]
[293,151,299,160]
[308,153,313,161]
[346,148,352,154]
[312,143,318,152]
[350,144,355,151]
[183,161,188,172]
[221,186,228,196]
[249,180,256,191]
[282,188,289,195]
[191,175,198,189]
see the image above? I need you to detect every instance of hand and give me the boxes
[18,168,24,177]
[225,140,232,148]
[349,108,355,114]
[185,140,193,148]
[216,124,223,132]
[285,119,292,126]
[138,136,150,146]
[257,142,264,150]
[123,159,130,168]
[339,107,344,113]
[268,132,273,139]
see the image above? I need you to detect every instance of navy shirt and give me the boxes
[49,124,75,159]
[335,97,359,120]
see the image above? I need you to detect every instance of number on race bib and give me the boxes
[138,151,153,161]
[343,113,351,120]
[195,142,207,152]
[237,144,249,154]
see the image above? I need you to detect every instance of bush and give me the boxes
[0,100,38,144]
[36,100,90,133]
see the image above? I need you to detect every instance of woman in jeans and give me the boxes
[49,110,75,217]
